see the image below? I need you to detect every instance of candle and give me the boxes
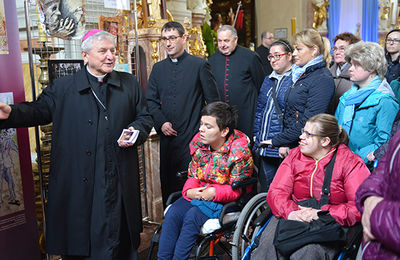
[291,17,296,36]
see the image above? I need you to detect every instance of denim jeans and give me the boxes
[258,156,282,192]
[158,197,209,260]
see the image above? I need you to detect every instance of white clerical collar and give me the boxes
[170,58,178,63]
[87,66,107,82]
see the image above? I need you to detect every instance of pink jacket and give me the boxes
[267,144,370,226]
[182,130,253,203]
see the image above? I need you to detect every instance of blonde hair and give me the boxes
[293,29,331,66]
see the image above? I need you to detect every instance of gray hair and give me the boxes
[345,41,387,80]
[81,31,116,53]
[217,25,237,38]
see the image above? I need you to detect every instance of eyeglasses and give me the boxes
[267,52,289,61]
[332,47,346,52]
[301,128,321,138]
[161,35,181,43]
[386,38,400,44]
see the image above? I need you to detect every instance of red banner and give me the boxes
[0,1,40,259]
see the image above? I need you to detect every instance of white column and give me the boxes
[166,0,192,26]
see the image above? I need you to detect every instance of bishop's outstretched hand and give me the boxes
[0,102,11,120]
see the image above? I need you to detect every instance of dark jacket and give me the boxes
[356,129,400,259]
[385,53,400,84]
[271,61,335,147]
[253,72,292,157]
[0,69,153,255]
[328,62,352,114]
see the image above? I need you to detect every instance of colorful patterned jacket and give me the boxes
[182,129,253,203]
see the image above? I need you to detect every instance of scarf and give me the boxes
[291,55,323,83]
[341,76,381,133]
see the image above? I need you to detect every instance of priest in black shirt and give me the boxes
[146,21,220,205]
[209,25,265,139]
[255,31,274,75]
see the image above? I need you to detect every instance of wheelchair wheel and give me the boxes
[231,192,268,260]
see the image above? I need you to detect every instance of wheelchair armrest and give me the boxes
[218,201,239,224]
[253,206,272,227]
[166,191,182,206]
[176,171,188,179]
[231,177,258,190]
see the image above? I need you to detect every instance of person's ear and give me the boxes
[181,33,188,42]
[312,45,319,57]
[81,51,88,64]
[320,136,331,148]
[221,127,229,138]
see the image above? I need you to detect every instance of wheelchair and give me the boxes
[146,177,258,260]
[230,193,363,260]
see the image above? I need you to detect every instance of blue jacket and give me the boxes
[271,61,335,147]
[253,71,292,157]
[335,79,399,164]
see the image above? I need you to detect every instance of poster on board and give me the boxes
[0,92,24,218]
[0,1,40,259]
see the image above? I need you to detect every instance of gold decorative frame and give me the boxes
[98,15,123,53]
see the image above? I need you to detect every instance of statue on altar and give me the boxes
[312,0,329,31]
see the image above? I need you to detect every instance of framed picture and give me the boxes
[274,28,288,39]
[98,15,123,53]
[48,59,84,85]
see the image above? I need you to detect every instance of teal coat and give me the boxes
[335,80,399,164]
[389,77,400,102]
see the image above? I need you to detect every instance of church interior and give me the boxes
[0,0,399,259]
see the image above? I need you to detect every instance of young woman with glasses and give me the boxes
[253,39,294,191]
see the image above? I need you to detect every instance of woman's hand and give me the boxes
[260,140,273,146]
[186,187,206,200]
[278,147,290,158]
[201,187,216,201]
[367,151,376,162]
[288,206,320,222]
[362,196,384,242]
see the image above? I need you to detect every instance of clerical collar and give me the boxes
[169,51,187,63]
[86,66,107,82]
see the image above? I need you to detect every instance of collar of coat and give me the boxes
[76,66,122,92]
[168,50,188,63]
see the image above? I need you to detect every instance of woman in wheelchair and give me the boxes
[251,114,370,259]
[157,101,253,260]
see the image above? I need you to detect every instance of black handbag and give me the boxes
[273,149,347,256]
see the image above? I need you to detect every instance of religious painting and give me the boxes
[210,0,255,47]
[98,15,123,53]
[0,92,24,218]
[0,0,8,54]
[36,0,85,40]
[48,59,84,85]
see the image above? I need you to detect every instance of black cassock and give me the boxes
[146,51,220,204]
[255,44,273,75]
[209,45,265,138]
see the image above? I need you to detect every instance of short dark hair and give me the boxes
[334,32,360,44]
[201,102,237,137]
[161,21,185,36]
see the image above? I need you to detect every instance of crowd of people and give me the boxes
[0,20,399,259]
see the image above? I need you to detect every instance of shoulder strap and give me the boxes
[318,148,338,207]
[271,79,284,124]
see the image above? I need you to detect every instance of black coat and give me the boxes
[0,69,153,255]
[209,46,266,138]
[271,61,335,148]
[255,44,273,75]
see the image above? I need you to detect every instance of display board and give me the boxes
[0,1,40,259]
